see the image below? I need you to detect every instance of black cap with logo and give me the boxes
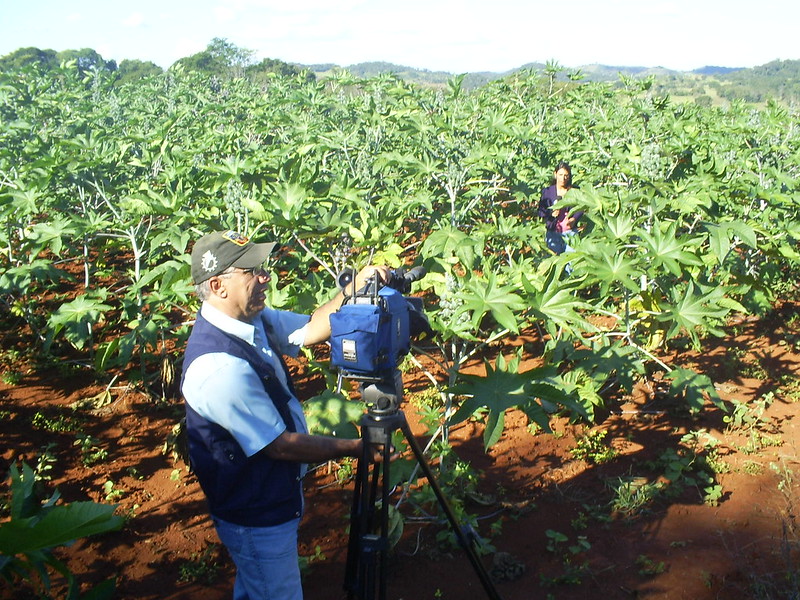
[191,230,276,284]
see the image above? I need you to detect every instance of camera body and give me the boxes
[329,267,428,382]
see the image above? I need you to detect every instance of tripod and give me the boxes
[343,371,503,600]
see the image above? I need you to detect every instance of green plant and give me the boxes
[541,530,591,586]
[779,375,800,402]
[0,462,123,599]
[607,476,661,517]
[570,429,619,464]
[102,481,124,502]
[73,434,108,466]
[636,554,666,576]
[34,443,58,482]
[1,370,22,385]
[299,544,326,577]
[335,457,356,485]
[743,460,764,475]
[178,543,220,584]
[31,411,80,433]
[724,394,774,433]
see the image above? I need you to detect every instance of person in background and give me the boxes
[537,161,583,267]
[181,229,388,600]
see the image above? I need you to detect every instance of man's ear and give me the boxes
[208,276,227,298]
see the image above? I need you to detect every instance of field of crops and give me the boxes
[1,62,799,599]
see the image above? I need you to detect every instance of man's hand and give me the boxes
[362,439,397,463]
[352,265,392,291]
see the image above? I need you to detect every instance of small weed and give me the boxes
[489,518,504,537]
[545,529,568,553]
[527,422,544,436]
[545,529,591,556]
[743,460,764,475]
[31,410,81,433]
[779,375,800,402]
[571,511,589,531]
[724,393,776,435]
[705,450,730,474]
[299,544,327,577]
[335,457,356,485]
[570,429,619,465]
[74,433,109,466]
[102,480,125,502]
[654,430,726,505]
[407,386,442,411]
[740,358,770,380]
[126,467,145,480]
[0,349,26,384]
[741,430,783,455]
[179,544,221,584]
[34,443,58,482]
[607,476,660,517]
[1,370,22,385]
[636,554,666,576]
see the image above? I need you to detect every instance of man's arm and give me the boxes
[262,431,382,463]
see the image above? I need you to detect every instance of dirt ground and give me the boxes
[2,302,799,600]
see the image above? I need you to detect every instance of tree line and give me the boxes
[3,38,799,104]
[0,38,312,86]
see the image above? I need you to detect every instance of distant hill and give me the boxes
[304,60,693,86]
[693,66,743,76]
[301,59,800,103]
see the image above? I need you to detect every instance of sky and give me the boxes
[1,0,797,74]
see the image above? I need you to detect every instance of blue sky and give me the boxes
[1,0,796,73]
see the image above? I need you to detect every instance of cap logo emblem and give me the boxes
[222,230,249,246]
[201,250,218,273]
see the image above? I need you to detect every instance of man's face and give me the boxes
[555,168,571,188]
[216,266,271,322]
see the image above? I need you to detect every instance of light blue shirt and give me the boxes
[182,302,311,458]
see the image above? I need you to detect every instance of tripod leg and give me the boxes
[344,418,395,600]
[345,431,376,599]
[399,413,504,600]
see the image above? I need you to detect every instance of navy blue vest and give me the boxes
[182,311,303,527]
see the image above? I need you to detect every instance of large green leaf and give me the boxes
[523,265,595,335]
[638,221,703,277]
[303,390,364,438]
[0,501,124,555]
[665,367,724,413]
[660,282,730,347]
[458,272,526,333]
[580,241,641,294]
[47,293,112,350]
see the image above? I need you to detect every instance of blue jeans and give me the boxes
[213,516,303,600]
[545,230,577,274]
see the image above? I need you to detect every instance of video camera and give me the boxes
[329,267,430,416]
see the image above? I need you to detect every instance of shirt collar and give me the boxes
[200,301,256,345]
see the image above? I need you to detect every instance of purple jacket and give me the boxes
[537,184,583,232]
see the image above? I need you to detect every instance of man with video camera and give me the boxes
[181,229,389,600]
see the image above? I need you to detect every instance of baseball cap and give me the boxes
[191,230,277,284]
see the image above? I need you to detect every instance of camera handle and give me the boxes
[343,376,503,600]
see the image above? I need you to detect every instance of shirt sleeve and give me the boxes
[260,307,311,353]
[182,352,287,457]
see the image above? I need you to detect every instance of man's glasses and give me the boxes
[237,265,270,278]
